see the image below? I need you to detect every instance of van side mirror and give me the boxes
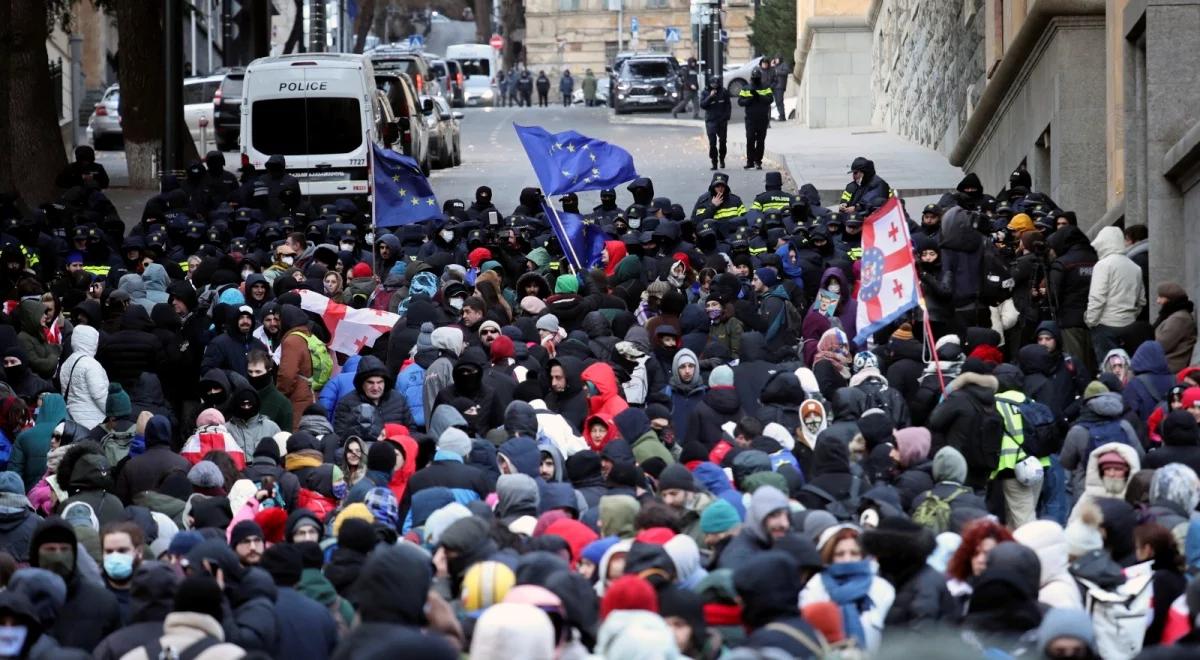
[422,99,434,115]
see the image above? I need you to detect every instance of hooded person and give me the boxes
[1123,340,1175,421]
[1035,608,1098,660]
[432,348,504,437]
[1012,519,1084,610]
[1085,226,1146,363]
[667,349,706,443]
[0,471,38,562]
[1078,441,1142,503]
[681,366,743,450]
[59,325,110,430]
[1144,410,1200,474]
[612,408,674,468]
[423,327,466,426]
[399,427,491,531]
[10,392,67,492]
[1060,382,1143,502]
[259,544,339,660]
[926,365,1000,490]
[112,415,190,505]
[544,356,589,434]
[15,299,60,379]
[733,550,821,658]
[58,440,124,527]
[861,516,958,631]
[333,355,415,440]
[91,561,180,660]
[276,304,315,430]
[581,362,629,420]
[716,485,791,570]
[28,516,122,648]
[224,388,281,458]
[438,515,499,599]
[470,602,556,660]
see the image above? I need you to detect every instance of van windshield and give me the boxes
[456,59,490,77]
[252,97,362,155]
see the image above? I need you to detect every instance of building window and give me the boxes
[645,0,669,8]
[559,0,580,10]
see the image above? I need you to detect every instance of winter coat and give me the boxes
[884,337,926,404]
[29,518,122,649]
[1047,226,1097,329]
[818,387,866,448]
[1060,393,1143,500]
[927,372,1000,489]
[274,586,338,660]
[756,371,807,434]
[0,493,40,563]
[731,333,777,416]
[59,325,110,430]
[545,356,589,433]
[318,354,361,421]
[735,552,820,659]
[10,393,66,491]
[1078,440,1142,502]
[1012,521,1084,610]
[256,382,293,433]
[717,486,789,569]
[117,612,246,660]
[395,350,432,430]
[1142,412,1200,474]
[863,521,959,632]
[1124,341,1175,421]
[277,323,314,431]
[226,413,281,457]
[1086,226,1145,328]
[682,386,743,449]
[15,299,60,379]
[202,322,267,378]
[1017,325,1087,422]
[936,207,984,309]
[1155,302,1197,373]
[97,306,164,388]
[334,356,416,439]
[700,86,732,124]
[113,416,190,505]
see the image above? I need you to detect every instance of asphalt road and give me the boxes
[427,104,786,214]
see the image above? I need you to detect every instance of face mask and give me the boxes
[449,297,464,310]
[628,217,641,229]
[281,256,294,266]
[827,281,841,294]
[0,626,27,657]
[248,373,272,390]
[38,547,74,578]
[440,230,454,243]
[1102,476,1127,495]
[707,308,722,320]
[332,481,348,500]
[103,552,135,580]
[339,241,356,252]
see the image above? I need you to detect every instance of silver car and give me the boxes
[722,56,765,96]
[86,84,122,149]
[422,95,462,169]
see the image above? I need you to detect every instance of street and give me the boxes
[95,104,790,225]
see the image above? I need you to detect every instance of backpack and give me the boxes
[959,395,1005,475]
[912,486,968,535]
[858,379,898,424]
[766,293,804,345]
[1078,561,1154,660]
[996,394,1058,458]
[1081,419,1129,456]
[764,622,868,660]
[801,476,862,522]
[297,487,338,521]
[978,244,1015,306]
[302,333,334,392]
[141,635,222,660]
[100,426,138,469]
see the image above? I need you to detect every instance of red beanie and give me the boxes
[802,602,845,643]
[968,344,1004,365]
[254,507,288,545]
[672,252,691,269]
[634,527,676,546]
[468,247,493,269]
[350,262,372,279]
[1182,387,1200,410]
[600,575,659,620]
[489,335,515,362]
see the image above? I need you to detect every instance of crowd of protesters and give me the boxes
[0,146,1197,659]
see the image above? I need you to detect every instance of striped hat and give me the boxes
[461,560,516,613]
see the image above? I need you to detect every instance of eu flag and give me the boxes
[540,201,606,271]
[372,144,440,228]
[514,124,638,196]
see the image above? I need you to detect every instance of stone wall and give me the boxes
[797,26,874,127]
[870,0,985,153]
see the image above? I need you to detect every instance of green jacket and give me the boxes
[631,430,675,467]
[257,383,294,433]
[298,567,355,634]
[10,394,67,490]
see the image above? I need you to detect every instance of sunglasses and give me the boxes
[481,329,500,336]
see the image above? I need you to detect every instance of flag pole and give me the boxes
[367,133,377,248]
[915,280,946,393]
[544,198,582,276]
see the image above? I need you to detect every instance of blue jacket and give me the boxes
[396,360,427,429]
[319,355,361,422]
[1125,341,1174,421]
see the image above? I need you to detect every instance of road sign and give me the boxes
[407,34,424,49]
[665,27,680,43]
[630,16,639,34]
[719,29,728,43]
[489,34,504,49]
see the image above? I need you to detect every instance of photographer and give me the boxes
[1008,223,1052,355]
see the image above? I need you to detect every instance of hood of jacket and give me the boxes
[746,485,789,544]
[120,304,155,332]
[29,517,78,573]
[32,393,68,432]
[129,560,181,622]
[428,404,469,440]
[760,371,806,407]
[669,349,703,394]
[812,437,851,477]
[353,544,433,625]
[1012,520,1072,590]
[581,311,612,340]
[1131,340,1170,376]
[504,401,539,438]
[1083,441,1141,497]
[550,356,585,397]
[830,387,867,421]
[16,300,46,337]
[144,415,172,448]
[352,355,392,397]
[499,436,542,478]
[1091,226,1127,260]
[1018,344,1058,377]
[68,324,98,357]
[1083,392,1125,419]
[702,387,741,415]
[497,473,540,520]
[60,441,113,493]
[582,362,623,413]
[142,263,170,294]
[119,273,149,300]
[613,408,652,446]
[733,550,802,628]
[939,206,981,252]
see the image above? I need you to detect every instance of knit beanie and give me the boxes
[260,543,303,586]
[366,441,398,473]
[554,275,580,294]
[582,536,622,565]
[1158,282,1187,302]
[229,520,264,547]
[1064,498,1104,558]
[932,446,968,483]
[1007,213,1036,233]
[891,323,914,342]
[437,428,473,458]
[336,517,377,554]
[351,262,372,278]
[679,442,710,465]
[657,464,696,493]
[439,515,490,553]
[856,412,894,451]
[363,487,399,530]
[106,383,132,419]
[187,461,224,489]
[521,296,548,315]
[600,575,658,620]
[478,320,502,337]
[1083,380,1109,400]
[254,507,287,545]
[490,335,515,362]
[708,365,734,388]
[754,267,779,288]
[173,575,224,621]
[699,498,742,534]
[332,503,375,538]
[969,344,1004,365]
[536,314,560,334]
[416,322,435,350]
[253,438,281,463]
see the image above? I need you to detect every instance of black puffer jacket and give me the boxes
[113,415,189,504]
[734,550,819,659]
[844,157,890,212]
[334,355,416,439]
[863,517,959,632]
[97,305,164,388]
[432,348,503,436]
[545,356,589,433]
[732,332,778,417]
[927,371,1000,489]
[58,441,124,527]
[200,306,268,377]
[1047,226,1097,330]
[818,387,865,447]
[756,371,805,432]
[682,386,743,449]
[885,336,926,405]
[797,440,858,510]
[937,207,984,308]
[186,540,279,654]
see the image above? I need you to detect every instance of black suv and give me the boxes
[613,55,680,115]
[212,69,244,152]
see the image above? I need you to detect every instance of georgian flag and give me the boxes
[297,290,401,355]
[854,197,919,345]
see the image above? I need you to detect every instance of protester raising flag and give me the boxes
[854,197,920,345]
[371,143,440,228]
[539,200,606,272]
[297,289,400,355]
[513,124,638,195]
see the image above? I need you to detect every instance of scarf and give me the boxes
[814,328,850,379]
[284,450,324,472]
[820,560,876,647]
[1154,296,1194,329]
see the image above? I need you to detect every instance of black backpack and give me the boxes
[960,395,1005,475]
[978,244,1015,306]
[800,475,863,522]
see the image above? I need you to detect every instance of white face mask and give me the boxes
[339,241,356,252]
[364,232,375,245]
[440,230,454,243]
[827,281,841,294]
[449,297,464,310]
[628,217,642,229]
[281,256,294,266]
[0,626,27,656]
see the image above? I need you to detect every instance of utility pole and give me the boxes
[310,0,327,52]
[164,0,184,175]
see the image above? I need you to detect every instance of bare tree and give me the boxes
[473,0,489,42]
[4,0,70,205]
[353,0,377,53]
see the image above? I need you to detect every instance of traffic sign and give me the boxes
[489,34,504,49]
[630,16,639,34]
[665,27,680,43]
[407,34,424,49]
[719,29,728,43]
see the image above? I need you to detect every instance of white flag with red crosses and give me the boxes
[854,197,919,346]
[297,289,401,355]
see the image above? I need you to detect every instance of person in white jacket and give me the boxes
[1012,519,1084,610]
[1086,226,1146,366]
[58,325,109,430]
[799,525,894,652]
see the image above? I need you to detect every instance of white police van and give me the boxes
[241,53,400,200]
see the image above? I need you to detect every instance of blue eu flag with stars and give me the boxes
[540,201,606,271]
[514,124,638,196]
[372,144,440,228]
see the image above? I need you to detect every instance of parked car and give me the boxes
[86,84,122,150]
[572,78,610,106]
[612,55,680,115]
[376,72,434,175]
[422,95,462,169]
[184,74,224,151]
[428,58,465,108]
[722,56,765,96]
[213,69,245,152]
[445,59,466,107]
[368,45,442,100]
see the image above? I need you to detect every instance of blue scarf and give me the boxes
[820,560,876,647]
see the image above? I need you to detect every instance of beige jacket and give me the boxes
[120,612,245,660]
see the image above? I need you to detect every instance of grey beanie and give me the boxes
[536,314,560,334]
[188,461,225,489]
[438,427,473,458]
[416,321,435,350]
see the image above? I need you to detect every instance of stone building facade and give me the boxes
[524,0,755,88]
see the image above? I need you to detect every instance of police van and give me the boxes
[241,53,400,201]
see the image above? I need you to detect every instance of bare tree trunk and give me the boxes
[0,0,13,198]
[8,0,69,206]
[353,0,377,53]
[116,0,198,189]
[473,0,489,42]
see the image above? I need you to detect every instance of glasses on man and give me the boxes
[481,328,500,336]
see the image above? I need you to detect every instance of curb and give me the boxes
[606,114,706,128]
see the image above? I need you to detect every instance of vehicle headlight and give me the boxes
[481,89,494,98]
[617,82,631,91]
